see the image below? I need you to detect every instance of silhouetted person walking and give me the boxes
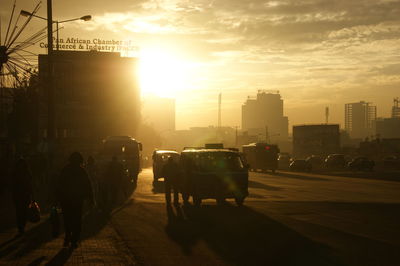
[57,152,92,248]
[12,158,33,236]
[162,157,180,206]
[103,156,124,212]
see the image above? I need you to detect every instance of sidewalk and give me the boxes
[0,204,136,265]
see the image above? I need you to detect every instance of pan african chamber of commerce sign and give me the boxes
[39,37,139,53]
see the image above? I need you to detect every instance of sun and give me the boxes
[138,48,189,98]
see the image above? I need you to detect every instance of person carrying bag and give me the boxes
[28,200,41,223]
[12,158,34,236]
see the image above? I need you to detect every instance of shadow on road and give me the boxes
[165,205,199,255]
[318,170,400,182]
[27,255,47,265]
[273,201,400,266]
[152,180,165,194]
[166,203,340,266]
[45,248,72,266]
[0,218,54,260]
[248,180,282,191]
[278,168,400,183]
[275,171,330,181]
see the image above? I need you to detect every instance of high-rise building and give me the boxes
[38,50,140,143]
[242,90,288,142]
[345,101,376,139]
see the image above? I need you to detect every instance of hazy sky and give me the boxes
[2,0,400,130]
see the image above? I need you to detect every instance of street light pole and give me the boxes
[56,20,59,51]
[20,8,91,138]
[55,15,91,51]
[21,7,91,142]
[20,11,91,52]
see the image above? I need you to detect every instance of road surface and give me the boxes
[111,168,400,266]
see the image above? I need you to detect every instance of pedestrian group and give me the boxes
[10,151,127,249]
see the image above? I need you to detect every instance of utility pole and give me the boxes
[47,0,55,140]
[235,126,238,147]
[218,93,221,128]
[325,106,329,124]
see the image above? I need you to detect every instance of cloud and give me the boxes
[10,0,400,128]
[372,63,400,76]
[64,0,400,127]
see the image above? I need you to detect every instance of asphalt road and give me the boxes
[111,168,400,266]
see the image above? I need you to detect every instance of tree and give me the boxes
[7,69,40,154]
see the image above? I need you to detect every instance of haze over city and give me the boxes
[3,0,399,129]
[2,0,400,265]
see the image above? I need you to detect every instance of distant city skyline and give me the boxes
[1,0,399,130]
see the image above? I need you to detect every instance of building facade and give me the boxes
[375,98,400,139]
[345,101,376,139]
[359,138,400,159]
[293,124,340,158]
[0,86,12,138]
[242,90,288,142]
[38,50,140,144]
[375,118,400,138]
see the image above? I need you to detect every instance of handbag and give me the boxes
[28,201,41,223]
[49,206,60,237]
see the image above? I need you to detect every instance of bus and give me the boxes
[242,143,279,173]
[101,136,142,180]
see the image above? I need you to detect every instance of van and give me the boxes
[180,147,249,206]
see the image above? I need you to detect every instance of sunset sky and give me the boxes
[2,0,400,130]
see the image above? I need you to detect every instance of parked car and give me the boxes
[347,157,375,171]
[305,155,323,171]
[289,159,312,172]
[278,153,292,170]
[325,154,346,169]
[383,156,400,169]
